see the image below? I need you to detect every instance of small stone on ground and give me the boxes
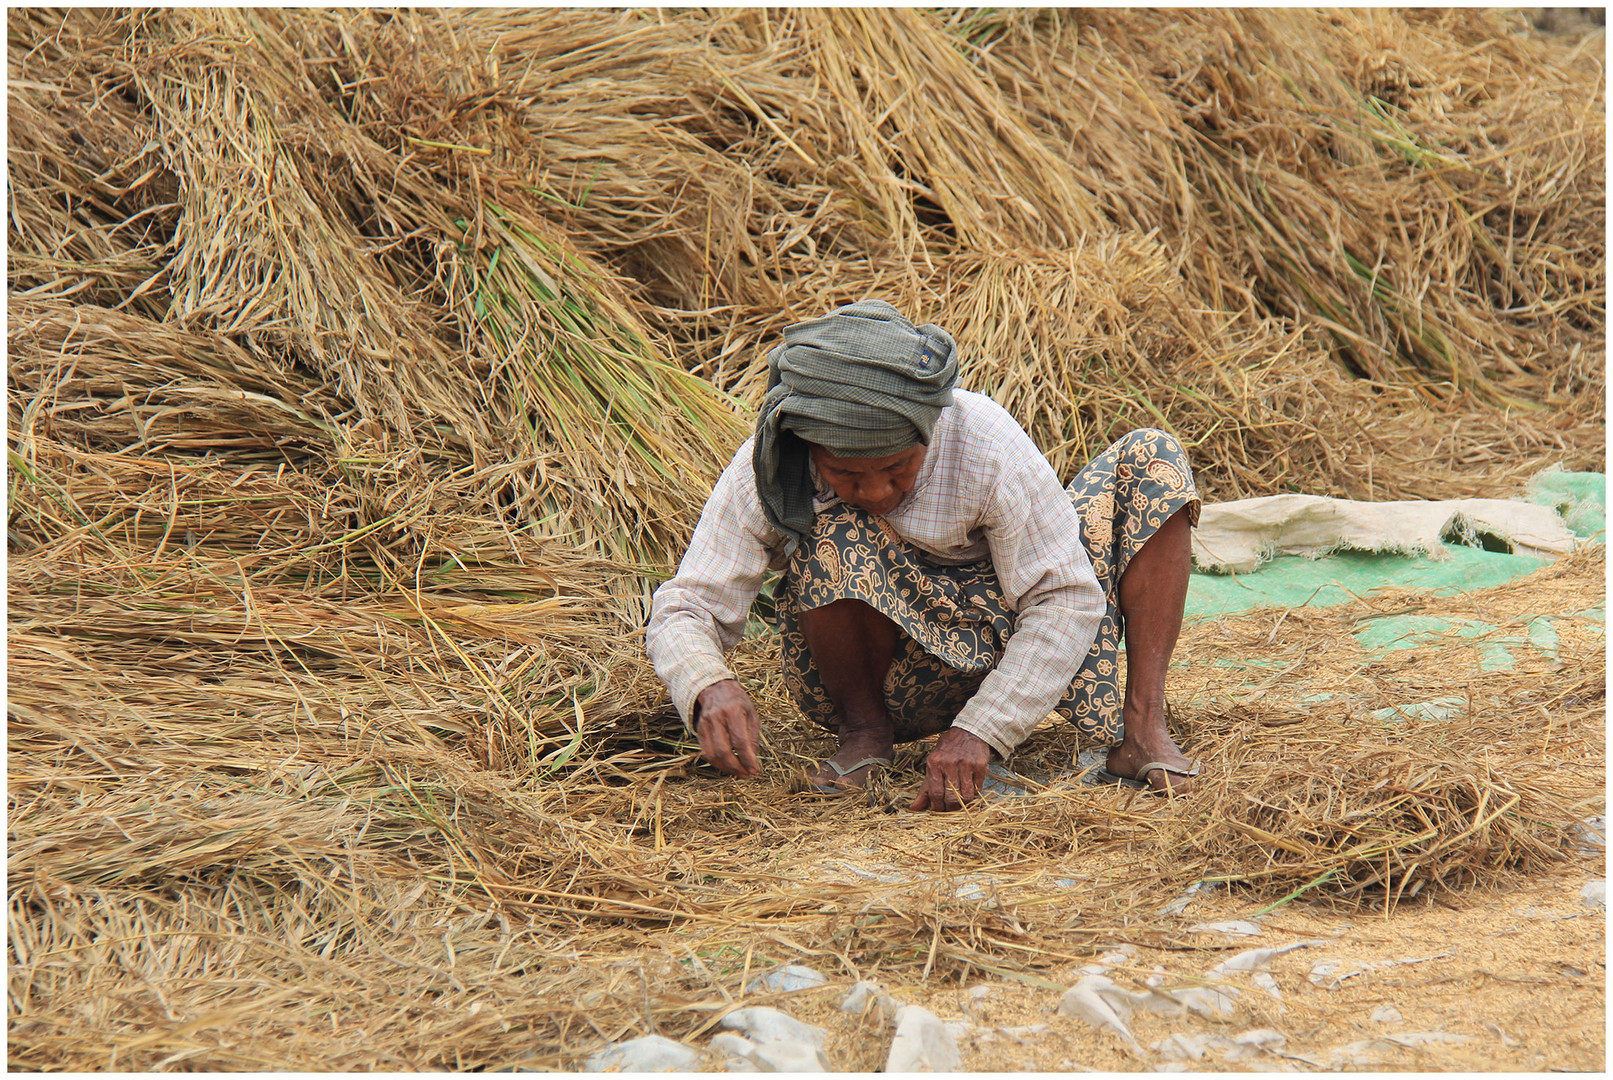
[747,963,828,993]
[886,1005,964,1072]
[840,980,898,1023]
[1000,1023,1048,1045]
[584,1034,699,1073]
[1189,919,1264,939]
[1206,940,1323,976]
[1169,985,1240,1019]
[1056,976,1154,1052]
[1386,1031,1472,1048]
[720,1007,826,1049]
[717,1006,829,1070]
[1571,815,1605,854]
[705,1032,759,1072]
[1153,1032,1225,1061]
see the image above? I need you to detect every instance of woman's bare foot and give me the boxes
[1105,720,1198,794]
[809,728,895,790]
[797,598,900,791]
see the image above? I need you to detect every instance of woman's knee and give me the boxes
[1114,429,1195,497]
[797,596,893,635]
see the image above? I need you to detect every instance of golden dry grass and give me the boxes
[7,6,1604,1072]
[10,541,1602,1069]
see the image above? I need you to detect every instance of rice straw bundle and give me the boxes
[7,16,177,320]
[783,8,1110,259]
[442,200,747,568]
[1165,704,1600,905]
[938,236,1319,488]
[935,239,1599,501]
[975,8,1605,412]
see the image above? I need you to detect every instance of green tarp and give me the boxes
[1186,471,1604,621]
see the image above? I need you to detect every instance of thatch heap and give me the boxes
[7,7,1604,1071]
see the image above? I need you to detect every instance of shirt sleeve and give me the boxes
[947,437,1107,760]
[646,439,783,729]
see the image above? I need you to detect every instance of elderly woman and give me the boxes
[647,300,1201,810]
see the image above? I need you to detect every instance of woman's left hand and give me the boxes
[909,727,992,812]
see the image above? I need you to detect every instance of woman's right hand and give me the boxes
[693,679,761,777]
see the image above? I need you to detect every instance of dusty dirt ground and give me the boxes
[624,546,1608,1074]
[707,861,1605,1073]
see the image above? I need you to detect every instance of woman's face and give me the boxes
[807,443,927,516]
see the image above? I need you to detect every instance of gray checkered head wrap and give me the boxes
[753,299,958,552]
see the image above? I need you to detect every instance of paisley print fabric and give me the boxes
[776,428,1200,746]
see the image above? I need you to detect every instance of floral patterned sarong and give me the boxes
[776,428,1200,746]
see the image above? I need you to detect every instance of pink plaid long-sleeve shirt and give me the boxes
[646,390,1106,759]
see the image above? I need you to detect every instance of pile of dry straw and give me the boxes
[8,8,1603,1070]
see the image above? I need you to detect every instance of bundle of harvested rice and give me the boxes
[974,8,1605,412]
